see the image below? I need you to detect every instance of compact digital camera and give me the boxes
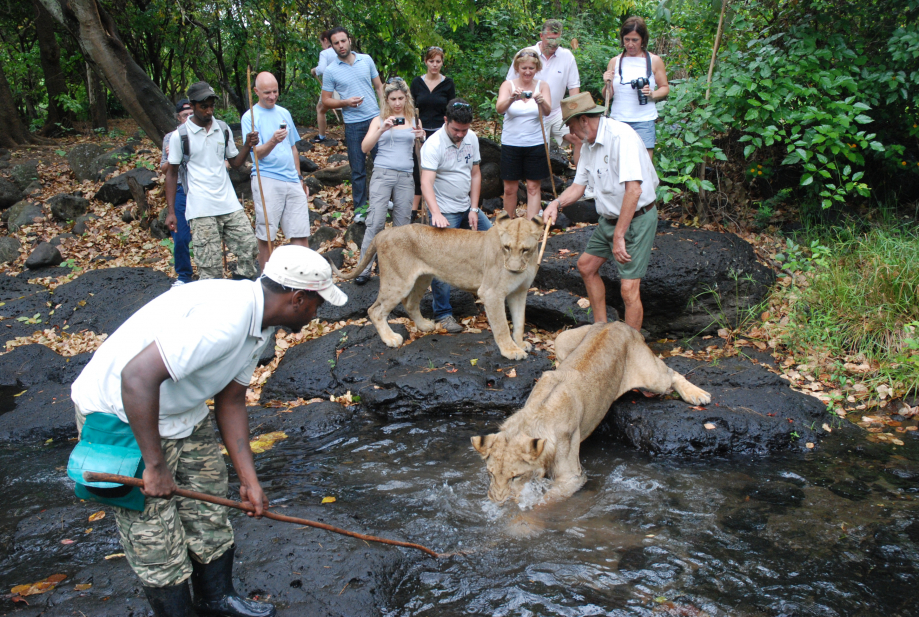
[522,91,533,99]
[393,118,405,125]
[630,77,650,105]
[279,122,287,130]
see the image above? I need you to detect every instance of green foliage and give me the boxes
[773,238,830,277]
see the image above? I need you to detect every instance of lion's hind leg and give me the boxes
[368,270,420,349]
[403,274,436,332]
[622,329,711,405]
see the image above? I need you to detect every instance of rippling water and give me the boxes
[2,412,917,616]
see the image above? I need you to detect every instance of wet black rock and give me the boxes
[316,278,480,323]
[535,224,775,337]
[562,200,599,224]
[480,162,503,200]
[72,212,99,235]
[720,506,770,532]
[548,145,569,175]
[523,289,616,330]
[827,478,872,501]
[66,143,107,182]
[602,356,832,456]
[0,176,22,209]
[93,168,157,205]
[247,401,353,438]
[0,236,21,263]
[742,481,806,507]
[480,197,503,215]
[551,211,571,230]
[48,193,90,221]
[46,267,171,334]
[309,225,341,250]
[541,175,566,194]
[6,201,45,232]
[299,155,319,172]
[312,164,352,186]
[343,220,365,248]
[478,137,501,167]
[10,159,40,190]
[295,138,314,152]
[0,344,92,442]
[263,324,553,418]
[25,242,63,270]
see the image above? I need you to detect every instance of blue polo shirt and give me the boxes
[322,52,380,124]
[241,103,299,183]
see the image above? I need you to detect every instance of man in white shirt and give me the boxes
[69,246,347,617]
[419,98,488,333]
[542,93,659,331]
[506,19,583,165]
[165,82,260,281]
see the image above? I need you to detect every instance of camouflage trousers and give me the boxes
[98,413,234,588]
[188,208,259,280]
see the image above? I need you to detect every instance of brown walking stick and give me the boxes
[248,66,273,258]
[84,472,445,558]
[414,118,428,225]
[536,104,557,263]
[604,79,612,118]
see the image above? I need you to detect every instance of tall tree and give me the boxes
[85,62,107,132]
[0,62,37,147]
[37,0,173,143]
[32,0,74,136]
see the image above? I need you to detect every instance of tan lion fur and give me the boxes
[331,212,545,360]
[471,322,712,503]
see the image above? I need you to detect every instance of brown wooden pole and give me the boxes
[537,105,555,263]
[603,79,612,118]
[84,472,444,558]
[248,66,273,257]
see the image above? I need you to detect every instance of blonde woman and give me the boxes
[496,49,552,219]
[354,77,425,285]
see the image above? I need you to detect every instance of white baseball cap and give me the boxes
[262,245,348,306]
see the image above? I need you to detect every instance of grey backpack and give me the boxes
[176,119,231,195]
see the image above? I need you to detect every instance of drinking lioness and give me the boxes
[472,322,711,504]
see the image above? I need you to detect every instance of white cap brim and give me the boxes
[317,282,348,306]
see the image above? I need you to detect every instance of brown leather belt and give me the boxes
[604,203,655,223]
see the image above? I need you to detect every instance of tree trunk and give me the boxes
[38,0,174,144]
[33,0,75,136]
[85,62,107,132]
[0,63,37,148]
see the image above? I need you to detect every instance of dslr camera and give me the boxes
[522,91,533,99]
[630,77,650,105]
[393,117,405,126]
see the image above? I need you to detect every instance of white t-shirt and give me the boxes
[315,47,337,76]
[420,126,481,214]
[167,119,242,220]
[574,118,659,218]
[608,54,659,122]
[71,279,276,439]
[506,44,580,122]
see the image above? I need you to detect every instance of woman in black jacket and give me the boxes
[410,46,456,214]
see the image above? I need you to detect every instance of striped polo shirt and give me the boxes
[322,52,380,124]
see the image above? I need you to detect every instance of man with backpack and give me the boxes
[165,82,260,280]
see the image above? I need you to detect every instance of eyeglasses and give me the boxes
[450,102,472,109]
[386,76,405,84]
[517,50,539,58]
[426,46,444,53]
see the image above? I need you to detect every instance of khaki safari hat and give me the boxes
[561,92,606,124]
[262,245,348,306]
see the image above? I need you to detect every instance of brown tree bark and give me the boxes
[37,0,174,144]
[0,63,38,148]
[85,62,108,132]
[33,0,75,136]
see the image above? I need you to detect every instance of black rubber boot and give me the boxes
[143,580,197,617]
[191,545,276,617]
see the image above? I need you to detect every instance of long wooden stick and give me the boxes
[414,118,428,225]
[604,79,612,117]
[537,105,556,263]
[84,472,444,558]
[248,66,273,257]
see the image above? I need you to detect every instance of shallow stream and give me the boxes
[1,412,917,616]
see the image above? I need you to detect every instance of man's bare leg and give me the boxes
[620,278,643,331]
[577,253,608,323]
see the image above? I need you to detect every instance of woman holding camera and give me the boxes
[354,77,425,285]
[496,49,552,220]
[410,47,456,215]
[603,16,670,158]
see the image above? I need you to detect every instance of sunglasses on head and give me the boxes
[426,46,444,53]
[518,50,539,58]
[450,102,472,109]
[386,76,405,84]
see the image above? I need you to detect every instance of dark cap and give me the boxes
[175,98,192,114]
[187,82,217,103]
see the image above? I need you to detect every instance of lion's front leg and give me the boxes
[671,372,712,406]
[506,287,531,352]
[480,291,527,360]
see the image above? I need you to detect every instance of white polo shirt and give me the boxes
[167,119,242,220]
[71,279,275,439]
[506,44,581,121]
[420,126,481,214]
[574,118,658,218]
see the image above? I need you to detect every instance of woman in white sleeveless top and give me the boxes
[603,16,670,158]
[496,49,552,219]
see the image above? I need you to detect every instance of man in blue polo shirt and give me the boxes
[320,26,385,216]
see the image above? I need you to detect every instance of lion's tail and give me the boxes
[328,238,377,281]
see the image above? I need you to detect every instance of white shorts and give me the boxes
[251,176,312,241]
[545,113,571,147]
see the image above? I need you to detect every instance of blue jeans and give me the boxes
[172,185,193,283]
[344,119,379,210]
[431,209,493,321]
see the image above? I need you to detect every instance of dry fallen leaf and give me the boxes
[576,297,590,309]
[74,583,92,591]
[61,539,74,545]
[470,359,478,366]
[822,423,832,432]
[321,496,336,504]
[805,442,815,449]
[88,510,105,522]
[104,553,125,560]
[11,574,68,597]
[506,368,517,378]
[703,423,716,430]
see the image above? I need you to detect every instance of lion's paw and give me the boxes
[681,384,712,406]
[516,340,533,353]
[416,318,436,332]
[384,333,404,348]
[501,347,528,361]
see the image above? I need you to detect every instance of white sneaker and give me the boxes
[171,280,186,288]
[583,184,595,200]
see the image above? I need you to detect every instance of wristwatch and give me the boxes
[470,207,480,213]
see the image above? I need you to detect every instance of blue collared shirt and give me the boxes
[322,52,380,124]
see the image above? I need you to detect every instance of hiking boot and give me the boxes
[439,315,464,334]
[191,544,276,617]
[143,580,196,617]
[309,134,327,143]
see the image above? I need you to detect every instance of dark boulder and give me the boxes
[0,236,21,264]
[263,325,553,418]
[600,356,832,456]
[480,162,503,200]
[312,164,352,187]
[48,193,90,221]
[295,138,314,152]
[548,145,569,176]
[550,211,570,230]
[93,168,157,205]
[481,197,503,214]
[541,174,566,195]
[0,344,92,442]
[325,247,345,270]
[0,278,52,341]
[304,175,323,195]
[10,159,40,190]
[0,176,22,209]
[66,143,107,182]
[317,278,480,323]
[228,164,252,200]
[327,153,348,164]
[478,137,501,167]
[22,180,43,197]
[72,213,99,235]
[50,233,76,246]
[524,289,616,330]
[25,242,63,270]
[534,224,775,337]
[309,225,341,250]
[563,200,600,224]
[89,145,135,179]
[6,201,45,231]
[300,155,319,173]
[343,221,365,248]
[247,401,353,438]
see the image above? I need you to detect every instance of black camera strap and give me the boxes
[617,52,653,84]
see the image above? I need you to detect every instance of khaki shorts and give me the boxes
[584,206,657,280]
[545,113,571,147]
[251,176,312,241]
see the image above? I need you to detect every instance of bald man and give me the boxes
[241,72,312,270]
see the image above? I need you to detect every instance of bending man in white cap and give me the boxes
[68,246,347,617]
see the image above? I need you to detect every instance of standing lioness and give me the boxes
[472,322,711,503]
[331,212,544,360]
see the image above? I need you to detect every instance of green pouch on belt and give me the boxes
[67,412,146,511]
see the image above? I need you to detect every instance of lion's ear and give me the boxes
[530,215,545,229]
[527,438,546,460]
[471,434,499,457]
[494,210,510,226]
